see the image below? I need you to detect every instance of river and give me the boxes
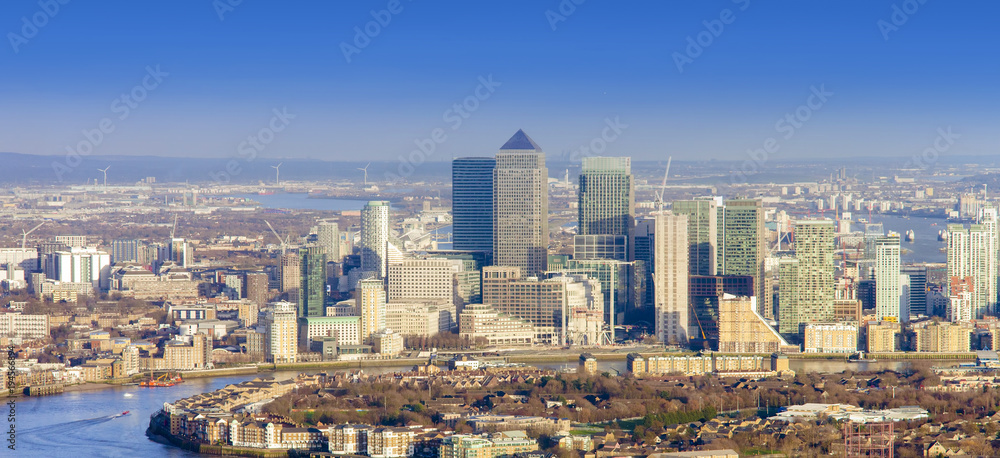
[227,193,368,212]
[866,214,948,264]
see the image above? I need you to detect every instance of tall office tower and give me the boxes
[110,239,141,264]
[875,233,904,323]
[717,199,768,317]
[279,252,301,303]
[578,156,634,248]
[170,238,192,267]
[452,157,496,255]
[356,278,386,344]
[298,245,327,318]
[244,271,270,307]
[263,301,298,363]
[672,198,719,276]
[493,129,548,277]
[316,221,341,262]
[633,218,656,309]
[947,217,997,319]
[901,265,928,316]
[654,212,689,346]
[360,200,393,279]
[778,220,835,337]
[387,258,462,304]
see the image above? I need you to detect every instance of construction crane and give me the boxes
[653,156,672,212]
[21,221,45,249]
[264,220,289,254]
[169,214,178,239]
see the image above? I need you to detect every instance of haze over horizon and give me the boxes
[2,0,998,164]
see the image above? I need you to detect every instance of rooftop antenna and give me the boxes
[21,221,45,249]
[271,163,283,186]
[358,163,371,186]
[97,166,110,189]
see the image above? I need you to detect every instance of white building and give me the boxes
[654,211,689,345]
[0,312,48,340]
[360,201,402,279]
[371,330,404,355]
[298,316,361,347]
[49,247,111,291]
[803,322,859,353]
[357,278,386,344]
[947,208,998,319]
[263,301,297,363]
[459,303,534,347]
[386,259,463,305]
[875,233,904,323]
[385,300,455,337]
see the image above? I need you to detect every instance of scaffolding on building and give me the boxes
[843,420,894,457]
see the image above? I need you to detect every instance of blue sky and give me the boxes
[1,0,998,162]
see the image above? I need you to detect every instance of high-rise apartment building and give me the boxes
[298,245,327,318]
[361,201,393,279]
[111,239,142,264]
[263,301,298,363]
[717,295,792,354]
[50,247,111,291]
[493,130,548,277]
[672,198,719,276]
[452,157,496,255]
[244,271,270,307]
[901,265,928,316]
[170,238,192,267]
[875,233,904,323]
[717,199,768,317]
[778,219,835,337]
[578,156,634,252]
[356,278,386,344]
[316,221,340,262]
[654,211,689,346]
[947,212,997,319]
[279,252,300,303]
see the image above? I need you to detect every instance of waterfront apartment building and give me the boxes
[867,321,901,353]
[672,198,720,276]
[654,211,689,346]
[0,311,48,340]
[385,300,455,337]
[912,321,972,352]
[803,323,859,353]
[778,219,836,338]
[458,303,534,347]
[298,315,362,347]
[875,233,904,323]
[452,157,496,255]
[717,295,794,354]
[357,278,386,344]
[947,210,998,319]
[481,267,601,345]
[493,130,548,277]
[263,301,298,363]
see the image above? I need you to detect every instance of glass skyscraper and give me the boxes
[452,157,495,255]
[298,244,327,318]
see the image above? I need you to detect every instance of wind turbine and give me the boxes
[97,166,110,189]
[21,221,45,249]
[271,163,283,186]
[358,163,370,186]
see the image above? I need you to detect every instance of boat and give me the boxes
[938,229,948,241]
[123,393,134,398]
[140,373,183,387]
[905,229,915,242]
[121,411,130,416]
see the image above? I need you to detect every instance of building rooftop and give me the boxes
[499,129,541,151]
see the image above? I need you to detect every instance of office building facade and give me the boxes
[452,157,496,255]
[493,130,548,277]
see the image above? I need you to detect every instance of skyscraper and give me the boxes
[717,199,767,317]
[493,130,548,277]
[316,221,340,262]
[654,211,689,346]
[452,157,495,255]
[901,265,928,316]
[111,239,141,264]
[361,200,398,279]
[578,157,634,238]
[298,245,327,318]
[263,301,298,363]
[946,208,998,319]
[672,198,719,276]
[357,278,386,344]
[875,233,904,323]
[778,219,835,337]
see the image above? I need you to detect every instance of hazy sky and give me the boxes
[2,0,998,163]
